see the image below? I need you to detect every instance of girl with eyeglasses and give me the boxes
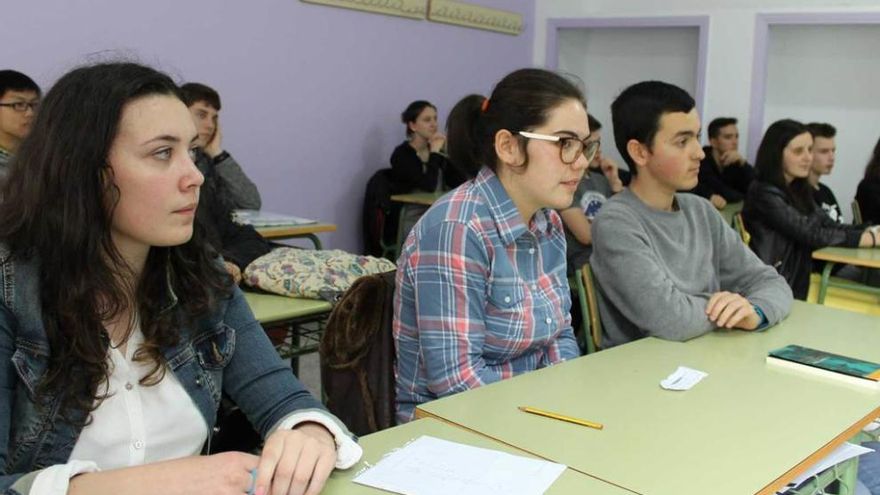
[0,62,361,495]
[393,68,589,423]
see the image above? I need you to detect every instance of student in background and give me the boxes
[390,100,465,194]
[0,62,361,495]
[559,113,622,272]
[590,81,792,348]
[805,122,844,223]
[743,119,878,300]
[181,83,270,282]
[856,136,880,225]
[394,69,584,422]
[180,82,261,210]
[0,70,40,177]
[688,117,755,209]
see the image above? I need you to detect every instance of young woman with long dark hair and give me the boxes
[0,62,360,495]
[743,119,878,299]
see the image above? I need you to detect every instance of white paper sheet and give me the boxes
[660,365,708,390]
[776,442,875,494]
[353,435,567,495]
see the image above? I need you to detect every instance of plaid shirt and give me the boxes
[394,166,579,423]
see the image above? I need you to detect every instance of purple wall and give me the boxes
[1,0,535,252]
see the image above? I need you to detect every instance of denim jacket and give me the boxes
[0,246,357,494]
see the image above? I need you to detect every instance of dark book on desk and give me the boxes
[766,345,880,390]
[232,210,317,227]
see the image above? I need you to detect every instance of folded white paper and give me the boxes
[660,366,708,390]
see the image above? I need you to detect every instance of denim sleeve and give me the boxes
[218,288,351,441]
[0,302,32,493]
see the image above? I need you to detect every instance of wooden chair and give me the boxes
[852,200,863,225]
[732,212,751,246]
[573,263,603,354]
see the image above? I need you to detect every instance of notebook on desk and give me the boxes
[232,209,317,227]
[766,344,880,390]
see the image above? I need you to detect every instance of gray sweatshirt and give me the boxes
[195,149,262,210]
[590,189,792,347]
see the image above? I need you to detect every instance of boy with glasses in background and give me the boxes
[0,70,40,177]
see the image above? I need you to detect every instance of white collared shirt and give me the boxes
[29,326,362,494]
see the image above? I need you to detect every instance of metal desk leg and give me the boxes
[818,261,835,304]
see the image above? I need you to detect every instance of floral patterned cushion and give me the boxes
[244,248,396,300]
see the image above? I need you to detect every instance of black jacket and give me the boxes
[742,181,863,300]
[689,146,754,202]
[389,141,465,193]
[856,176,880,225]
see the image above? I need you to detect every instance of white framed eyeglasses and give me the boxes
[519,131,599,165]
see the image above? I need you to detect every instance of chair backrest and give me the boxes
[320,270,397,436]
[733,212,751,246]
[579,263,603,353]
[852,200,863,225]
[362,169,400,259]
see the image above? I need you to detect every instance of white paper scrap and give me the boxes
[776,442,875,494]
[660,366,708,390]
[353,435,567,495]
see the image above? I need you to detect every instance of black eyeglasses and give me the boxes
[0,101,39,113]
[519,131,599,165]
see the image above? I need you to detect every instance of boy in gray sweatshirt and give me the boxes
[591,81,792,347]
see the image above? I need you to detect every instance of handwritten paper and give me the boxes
[660,366,708,390]
[353,435,566,495]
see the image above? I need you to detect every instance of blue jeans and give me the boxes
[858,442,880,495]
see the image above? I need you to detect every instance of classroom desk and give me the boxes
[813,247,880,304]
[243,290,332,373]
[255,223,337,249]
[323,418,635,494]
[389,191,444,206]
[416,301,880,495]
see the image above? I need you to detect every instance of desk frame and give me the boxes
[255,223,337,249]
[813,247,880,304]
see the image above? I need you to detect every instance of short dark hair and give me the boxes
[180,82,221,110]
[0,70,40,99]
[588,114,601,133]
[805,122,836,139]
[611,81,695,174]
[401,100,436,137]
[754,119,814,214]
[446,68,585,177]
[708,117,737,139]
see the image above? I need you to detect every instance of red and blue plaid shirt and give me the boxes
[393,167,579,423]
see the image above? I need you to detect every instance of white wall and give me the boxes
[558,27,700,169]
[764,24,880,219]
[536,0,880,216]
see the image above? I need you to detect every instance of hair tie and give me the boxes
[480,97,490,113]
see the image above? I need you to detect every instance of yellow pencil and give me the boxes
[518,406,604,430]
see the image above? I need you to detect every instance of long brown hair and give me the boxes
[864,135,880,181]
[0,62,231,419]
